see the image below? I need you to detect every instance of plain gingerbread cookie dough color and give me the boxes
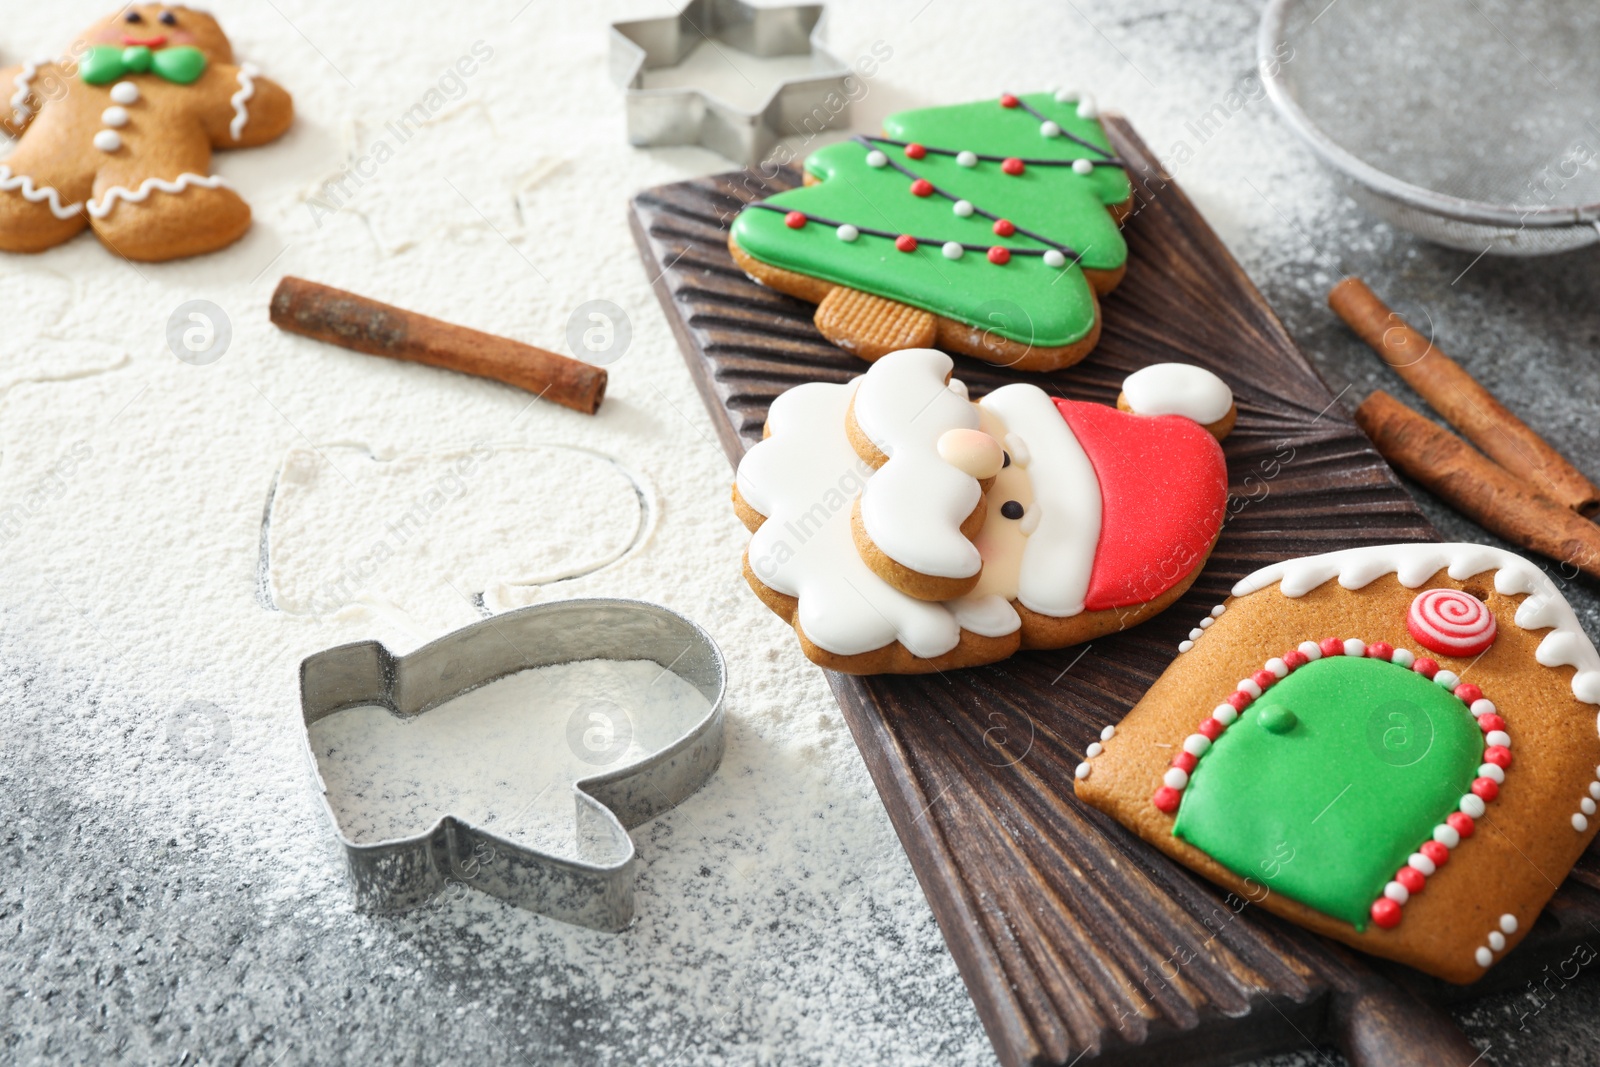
[1075,543,1600,984]
[0,5,293,261]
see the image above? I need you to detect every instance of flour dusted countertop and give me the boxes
[3,1,1598,1065]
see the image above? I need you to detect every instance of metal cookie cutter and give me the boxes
[609,0,852,165]
[299,599,726,931]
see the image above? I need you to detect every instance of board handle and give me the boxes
[1331,979,1484,1066]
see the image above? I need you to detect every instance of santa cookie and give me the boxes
[1076,543,1600,983]
[728,92,1131,373]
[0,6,293,261]
[733,349,1235,674]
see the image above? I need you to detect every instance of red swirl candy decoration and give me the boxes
[1407,588,1497,657]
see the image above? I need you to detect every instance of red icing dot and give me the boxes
[1395,866,1426,894]
[1484,745,1512,769]
[1152,786,1181,814]
[1198,717,1225,741]
[1226,690,1253,712]
[1319,637,1344,658]
[894,234,918,253]
[999,93,1020,108]
[1414,657,1439,679]
[904,142,927,160]
[1447,812,1476,838]
[1252,669,1276,690]
[987,246,1011,265]
[1284,650,1309,670]
[1454,683,1484,705]
[1421,840,1451,868]
[1001,157,1025,176]
[910,178,934,197]
[1371,897,1403,929]
[1367,641,1394,660]
[1477,713,1506,733]
[992,218,1016,237]
[1472,777,1500,802]
[1171,751,1198,773]
[783,210,806,229]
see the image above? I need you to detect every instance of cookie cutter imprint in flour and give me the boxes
[300,599,726,931]
[608,0,852,165]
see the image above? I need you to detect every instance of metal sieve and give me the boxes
[1259,0,1600,255]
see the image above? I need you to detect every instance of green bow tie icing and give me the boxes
[80,44,207,86]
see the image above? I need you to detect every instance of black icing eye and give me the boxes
[125,10,143,22]
[1001,451,1011,468]
[1000,500,1024,520]
[160,11,177,25]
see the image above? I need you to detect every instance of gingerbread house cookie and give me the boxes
[1076,542,1600,983]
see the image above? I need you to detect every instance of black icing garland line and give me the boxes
[1006,96,1122,163]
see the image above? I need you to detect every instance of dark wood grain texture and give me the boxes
[629,118,1600,1067]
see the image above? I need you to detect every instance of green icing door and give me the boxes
[1173,655,1481,930]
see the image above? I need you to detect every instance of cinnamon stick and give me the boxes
[269,276,606,415]
[1330,277,1598,514]
[1356,390,1600,580]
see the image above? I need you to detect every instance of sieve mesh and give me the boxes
[1260,0,1600,254]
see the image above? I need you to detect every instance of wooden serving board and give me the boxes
[629,119,1600,1067]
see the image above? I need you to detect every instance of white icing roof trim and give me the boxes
[1234,542,1600,710]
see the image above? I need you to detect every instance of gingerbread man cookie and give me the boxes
[732,348,1235,674]
[0,5,293,261]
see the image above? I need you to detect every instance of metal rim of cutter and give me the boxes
[299,598,727,931]
[609,0,852,165]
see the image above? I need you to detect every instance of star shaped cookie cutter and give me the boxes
[299,598,726,930]
[609,0,852,165]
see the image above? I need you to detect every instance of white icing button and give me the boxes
[1344,638,1366,658]
[1383,881,1409,904]
[941,241,964,260]
[1478,763,1505,784]
[1237,679,1262,699]
[1042,249,1066,268]
[1408,852,1436,876]
[836,224,859,242]
[956,150,977,167]
[1589,781,1600,800]
[1470,699,1496,717]
[1212,705,1238,726]
[1573,813,1589,832]
[1434,824,1461,848]
[1183,734,1211,757]
[1199,617,1214,629]
[1500,914,1518,934]
[93,129,121,152]
[865,149,887,167]
[1583,797,1597,816]
[1041,120,1062,138]
[1054,88,1076,103]
[1486,730,1511,749]
[100,105,129,127]
[1475,947,1493,968]
[1177,640,1194,653]
[1086,742,1103,758]
[110,81,139,104]
[1189,628,1204,641]
[1434,669,1460,689]
[1076,94,1098,118]
[1074,762,1091,780]
[1101,725,1115,742]
[952,199,974,217]
[1391,648,1415,668]
[1489,931,1506,952]
[1163,768,1189,790]
[1299,641,1322,660]
[1459,794,1486,818]
[1212,605,1226,617]
[1072,158,1094,176]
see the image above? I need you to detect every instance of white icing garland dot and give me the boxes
[1434,669,1460,689]
[1236,678,1262,699]
[1182,734,1210,757]
[1408,852,1435,876]
[952,199,974,218]
[1383,881,1409,904]
[1212,705,1237,726]
[1265,658,1289,679]
[1072,158,1094,176]
[941,241,964,260]
[1485,729,1511,749]
[836,223,859,242]
[1478,763,1505,784]
[1076,93,1098,118]
[1298,640,1322,660]
[1470,698,1496,717]
[1163,767,1188,789]
[865,149,887,167]
[110,81,139,104]
[1459,794,1486,819]
[1054,88,1076,104]
[956,150,977,167]
[1434,824,1461,848]
[1390,648,1415,668]
[1043,249,1066,268]
[1040,120,1061,138]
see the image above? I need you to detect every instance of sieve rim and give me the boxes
[1258,0,1600,233]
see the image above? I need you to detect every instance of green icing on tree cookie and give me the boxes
[1173,656,1481,931]
[730,93,1131,348]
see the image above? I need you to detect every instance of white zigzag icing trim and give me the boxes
[9,56,52,123]
[0,165,83,219]
[229,63,258,141]
[86,173,231,219]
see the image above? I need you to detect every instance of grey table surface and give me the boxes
[5,1,1600,1065]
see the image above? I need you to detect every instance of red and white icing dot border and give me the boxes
[1148,636,1509,932]
[1573,764,1600,833]
[1176,602,1226,654]
[1073,724,1116,781]
[1474,913,1519,969]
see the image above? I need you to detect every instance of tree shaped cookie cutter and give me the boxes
[299,599,726,930]
[608,0,852,165]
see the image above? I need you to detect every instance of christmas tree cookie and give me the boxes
[732,349,1234,674]
[729,92,1132,372]
[1076,543,1600,983]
